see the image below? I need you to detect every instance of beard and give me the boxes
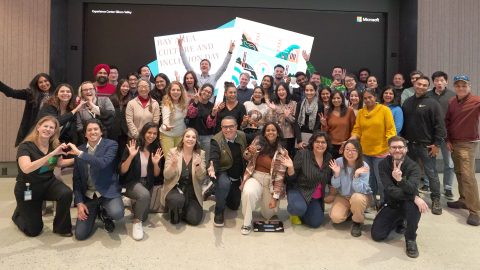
[96,76,108,85]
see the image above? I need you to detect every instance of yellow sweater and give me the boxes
[351,104,396,156]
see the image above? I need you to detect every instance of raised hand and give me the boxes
[354,166,369,178]
[266,99,276,110]
[217,102,226,111]
[168,152,178,168]
[229,40,235,52]
[127,139,139,157]
[177,35,184,48]
[207,161,216,179]
[302,50,310,61]
[151,148,164,164]
[319,112,327,126]
[174,70,180,81]
[53,143,68,156]
[66,143,81,156]
[193,87,200,104]
[247,143,258,155]
[329,159,341,177]
[279,154,294,169]
[392,160,403,182]
[341,68,347,80]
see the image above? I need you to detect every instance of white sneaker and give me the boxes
[122,196,132,208]
[132,221,143,241]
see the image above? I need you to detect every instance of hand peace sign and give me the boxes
[392,160,403,182]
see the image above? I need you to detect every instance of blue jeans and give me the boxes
[363,155,385,203]
[75,196,124,240]
[423,141,454,191]
[214,171,241,214]
[198,135,213,166]
[407,143,441,199]
[287,188,324,228]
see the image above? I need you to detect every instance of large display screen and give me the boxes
[83,4,386,85]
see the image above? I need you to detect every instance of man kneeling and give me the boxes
[371,136,429,258]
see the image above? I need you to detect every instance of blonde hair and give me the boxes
[176,128,201,153]
[162,81,188,122]
[22,115,60,149]
[78,81,96,99]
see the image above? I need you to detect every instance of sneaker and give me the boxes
[213,212,224,227]
[444,190,454,199]
[350,222,362,237]
[290,215,302,225]
[98,207,115,233]
[418,185,430,193]
[467,214,480,226]
[241,225,252,235]
[203,182,215,201]
[447,200,467,209]
[431,198,442,215]
[132,221,144,240]
[406,240,419,258]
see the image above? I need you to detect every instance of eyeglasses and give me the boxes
[344,148,358,153]
[221,125,236,130]
[390,146,406,150]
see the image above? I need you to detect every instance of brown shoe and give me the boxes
[467,214,480,226]
[447,200,467,210]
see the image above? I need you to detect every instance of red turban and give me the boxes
[93,64,110,76]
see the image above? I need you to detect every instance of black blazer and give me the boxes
[119,146,164,190]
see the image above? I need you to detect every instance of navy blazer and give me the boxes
[73,138,121,205]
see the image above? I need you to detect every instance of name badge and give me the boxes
[24,183,32,201]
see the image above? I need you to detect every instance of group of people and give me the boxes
[2,38,479,259]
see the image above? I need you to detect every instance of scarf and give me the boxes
[138,95,149,108]
[298,97,319,130]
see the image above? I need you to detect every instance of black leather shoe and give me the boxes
[406,240,419,258]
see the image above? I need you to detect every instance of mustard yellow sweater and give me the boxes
[351,104,396,156]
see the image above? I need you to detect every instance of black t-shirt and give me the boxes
[16,141,58,184]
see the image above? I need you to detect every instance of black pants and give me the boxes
[165,188,203,225]
[371,200,421,241]
[214,172,241,214]
[13,178,72,237]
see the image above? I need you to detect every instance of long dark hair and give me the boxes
[327,90,348,117]
[183,71,199,91]
[154,73,171,91]
[29,73,55,108]
[349,89,363,108]
[45,83,76,111]
[273,82,293,105]
[261,75,274,97]
[342,139,364,174]
[137,122,160,152]
[257,122,284,157]
[110,79,130,110]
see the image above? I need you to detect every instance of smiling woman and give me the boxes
[13,115,73,237]
[161,128,206,226]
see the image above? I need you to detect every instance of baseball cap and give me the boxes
[453,75,470,84]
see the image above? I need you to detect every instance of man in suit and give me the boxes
[68,118,124,240]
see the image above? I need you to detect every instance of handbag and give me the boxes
[149,184,166,213]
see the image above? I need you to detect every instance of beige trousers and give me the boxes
[241,171,278,226]
[329,193,370,224]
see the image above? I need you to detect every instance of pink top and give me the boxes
[311,183,323,199]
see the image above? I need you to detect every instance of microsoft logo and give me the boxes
[356,16,380,23]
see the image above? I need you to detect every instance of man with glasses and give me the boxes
[372,136,429,258]
[445,75,480,226]
[208,116,247,227]
[402,75,445,215]
[127,72,139,99]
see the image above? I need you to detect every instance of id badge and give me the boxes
[24,190,32,201]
